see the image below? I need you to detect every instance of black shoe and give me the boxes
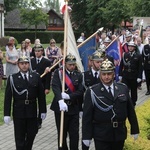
[145,91,150,95]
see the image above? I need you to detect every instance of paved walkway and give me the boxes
[0,82,149,150]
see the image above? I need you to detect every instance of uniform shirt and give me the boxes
[103,83,114,96]
[91,68,99,78]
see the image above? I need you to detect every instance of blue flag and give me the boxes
[106,40,122,81]
[78,36,96,71]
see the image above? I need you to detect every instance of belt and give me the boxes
[14,99,36,105]
[65,100,72,105]
[124,69,135,72]
[93,120,125,128]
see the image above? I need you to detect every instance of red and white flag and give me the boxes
[63,5,84,72]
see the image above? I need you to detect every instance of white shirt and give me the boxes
[91,68,99,78]
[103,83,114,96]
[20,72,29,80]
[137,44,144,54]
[36,57,42,63]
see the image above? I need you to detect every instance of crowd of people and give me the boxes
[2,26,150,149]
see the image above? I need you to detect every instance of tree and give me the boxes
[43,0,60,14]
[69,0,88,34]
[4,0,20,12]
[132,0,150,17]
[100,0,131,33]
[20,0,48,39]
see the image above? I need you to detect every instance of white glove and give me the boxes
[58,100,68,112]
[82,140,92,147]
[79,111,83,119]
[4,116,11,125]
[131,134,139,140]
[119,76,122,81]
[137,78,141,83]
[41,113,46,120]
[61,92,70,100]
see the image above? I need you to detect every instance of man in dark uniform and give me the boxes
[142,36,150,95]
[51,54,84,150]
[83,51,104,89]
[31,43,51,128]
[4,56,47,150]
[82,59,139,150]
[82,51,104,150]
[119,41,142,106]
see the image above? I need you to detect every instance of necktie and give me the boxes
[94,72,98,83]
[24,74,28,85]
[37,59,40,64]
[69,72,73,78]
[108,86,114,100]
[94,72,98,78]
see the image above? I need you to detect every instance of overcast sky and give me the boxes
[41,0,64,6]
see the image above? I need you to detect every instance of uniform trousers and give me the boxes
[122,77,137,106]
[94,139,124,150]
[144,69,150,92]
[13,117,38,150]
[54,112,79,150]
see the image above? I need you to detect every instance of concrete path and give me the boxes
[0,82,149,150]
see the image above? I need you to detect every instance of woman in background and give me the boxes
[5,43,18,78]
[45,39,62,65]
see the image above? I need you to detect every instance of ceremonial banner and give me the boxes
[78,36,96,71]
[67,14,84,72]
[106,40,122,81]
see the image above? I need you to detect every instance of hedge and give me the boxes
[5,31,80,44]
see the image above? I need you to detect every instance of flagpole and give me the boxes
[77,27,104,48]
[40,58,63,78]
[138,19,143,39]
[59,0,69,148]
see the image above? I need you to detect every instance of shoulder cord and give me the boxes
[143,48,149,57]
[82,72,88,90]
[90,89,116,121]
[10,75,28,99]
[122,52,130,66]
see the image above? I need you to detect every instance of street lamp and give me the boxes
[0,3,4,38]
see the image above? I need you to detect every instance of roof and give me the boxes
[47,9,63,21]
[5,9,46,30]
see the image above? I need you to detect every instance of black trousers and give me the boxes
[13,118,38,150]
[122,77,137,106]
[54,112,79,150]
[144,69,150,92]
[94,139,124,150]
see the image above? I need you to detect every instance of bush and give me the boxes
[5,31,80,44]
[124,99,150,150]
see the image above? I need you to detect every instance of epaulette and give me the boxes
[116,82,127,87]
[89,83,99,89]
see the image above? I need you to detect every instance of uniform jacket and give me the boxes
[50,68,84,114]
[4,71,47,118]
[142,44,150,70]
[31,57,51,90]
[83,69,101,89]
[82,81,139,141]
[119,51,142,79]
